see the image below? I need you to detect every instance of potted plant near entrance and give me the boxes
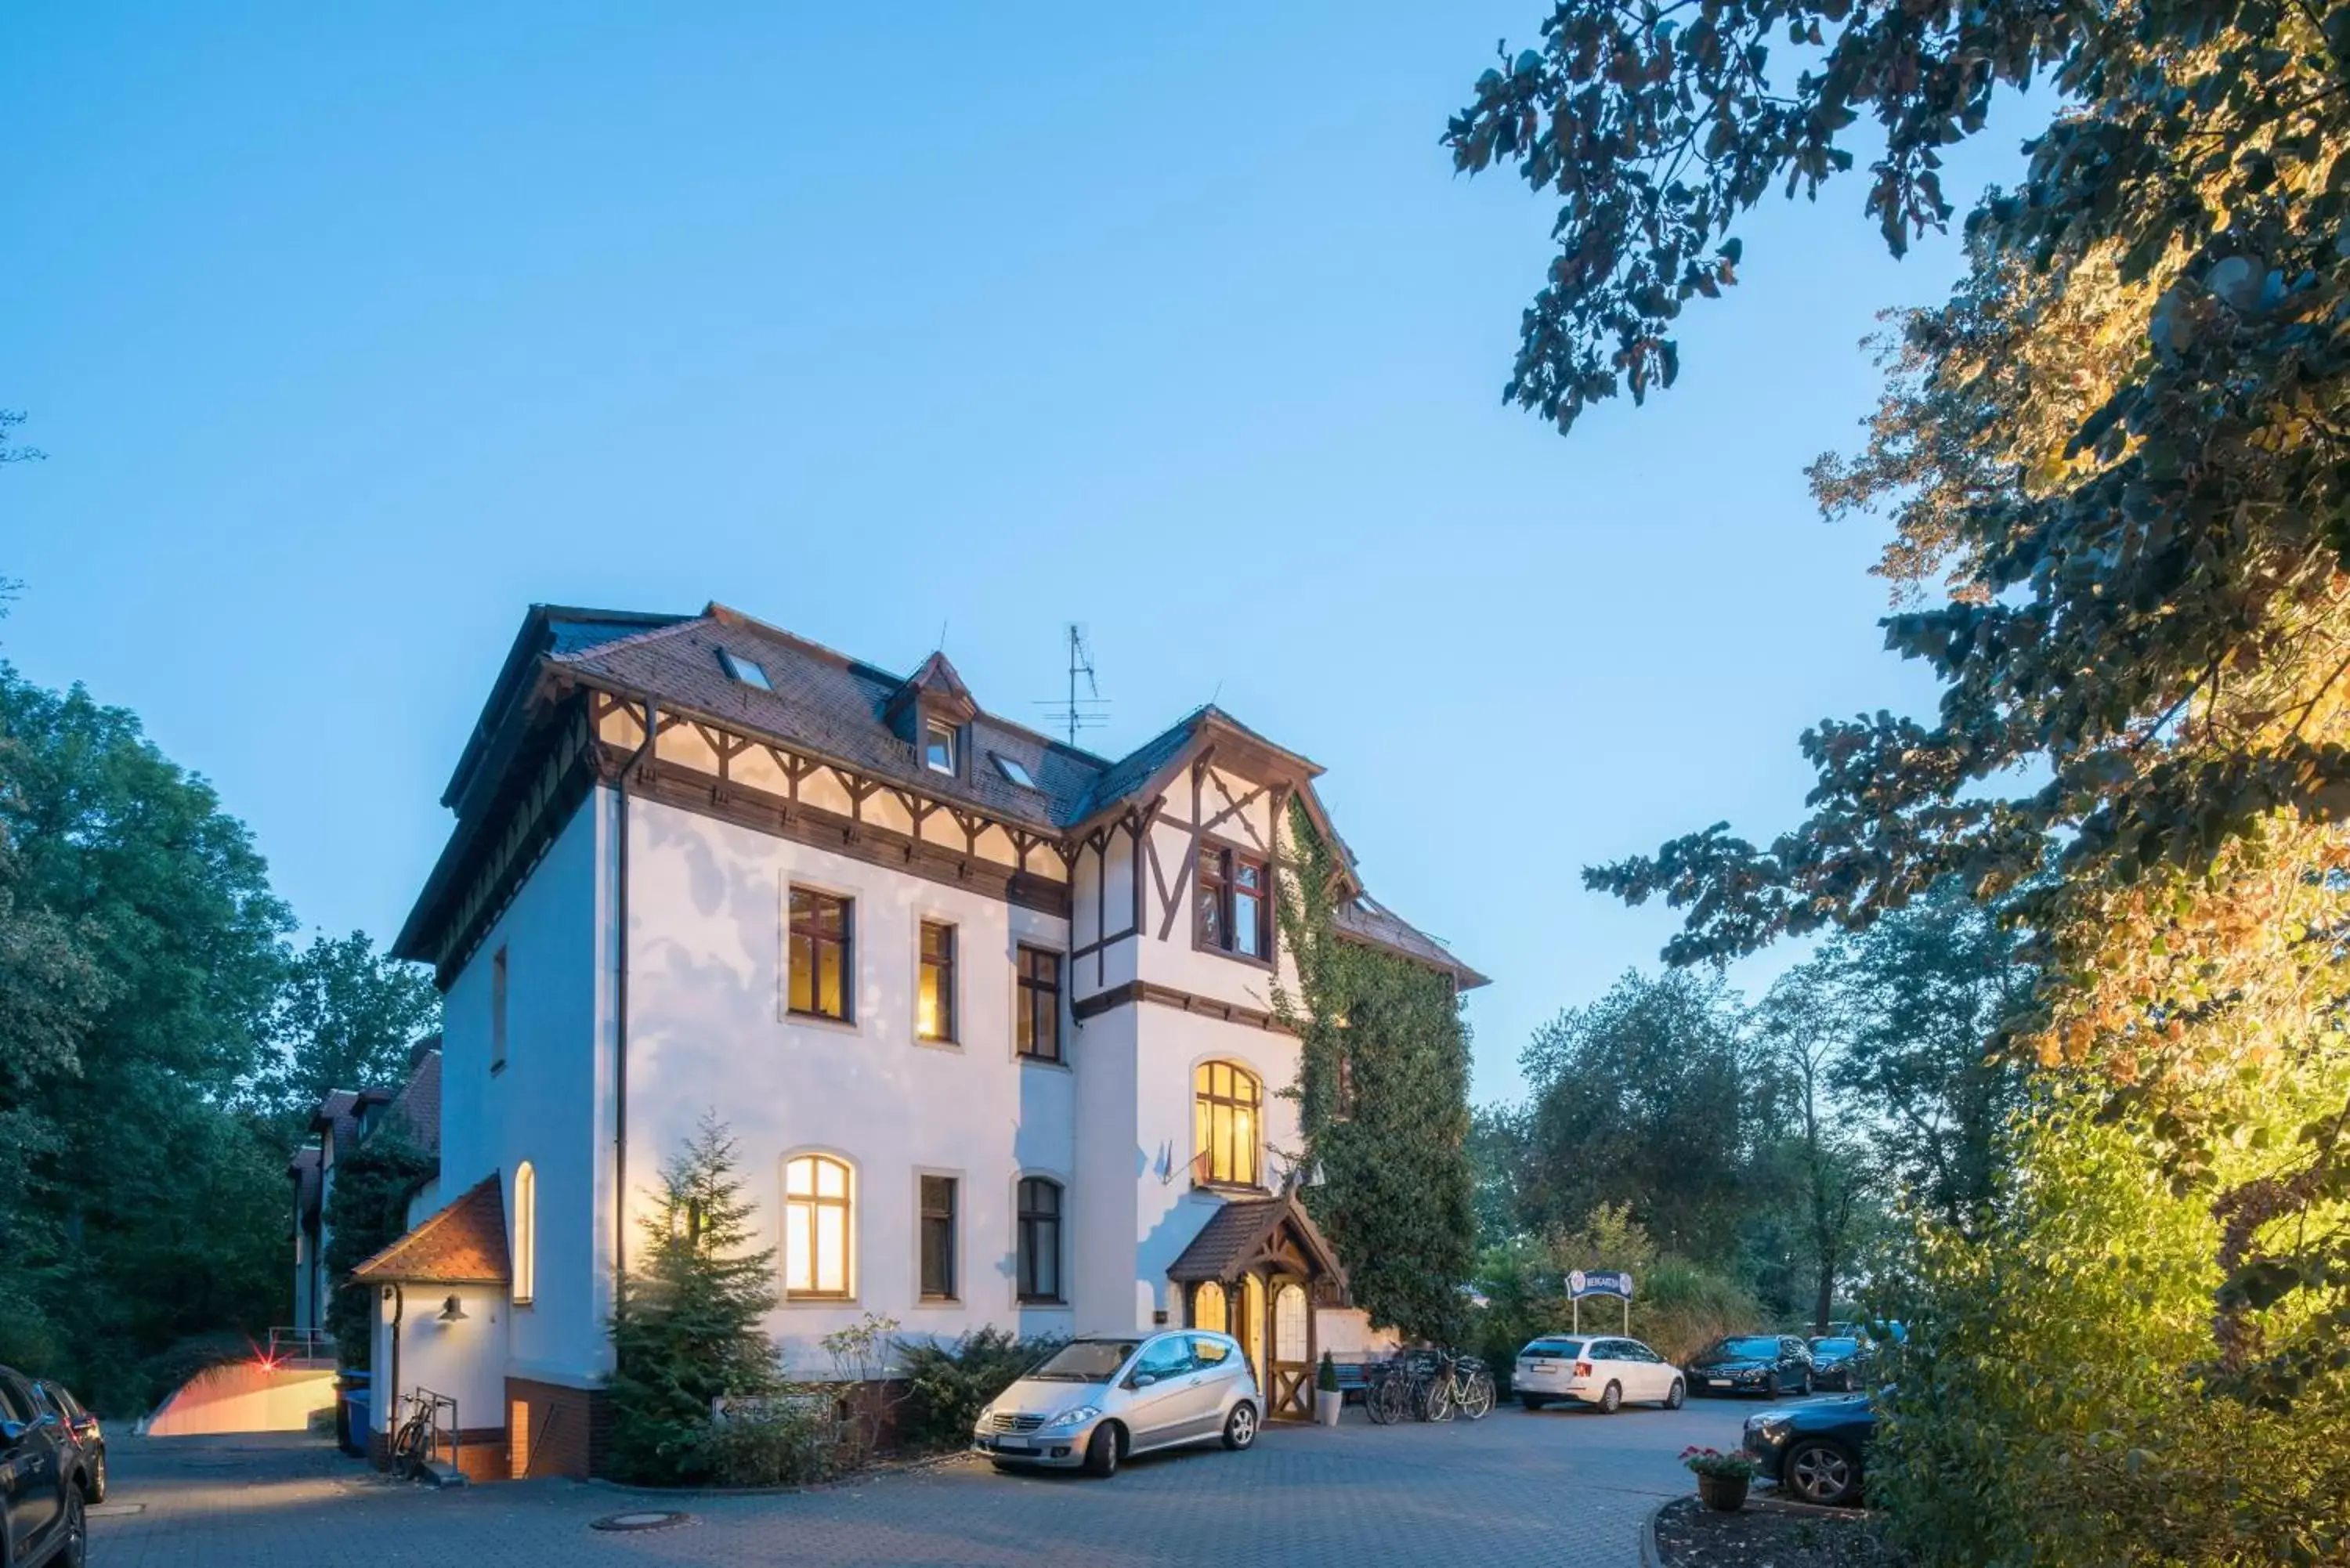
[1314,1352,1343,1426]
[1680,1447,1759,1512]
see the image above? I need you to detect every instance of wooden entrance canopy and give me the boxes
[1169,1194,1348,1420]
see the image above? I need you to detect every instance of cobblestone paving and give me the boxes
[89,1396,1814,1567]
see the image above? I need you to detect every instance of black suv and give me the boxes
[0,1365,89,1567]
[31,1382,105,1505]
[1686,1334,1814,1397]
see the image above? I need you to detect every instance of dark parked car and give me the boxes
[0,1364,89,1567]
[1743,1393,1878,1506]
[1686,1334,1813,1397]
[32,1382,105,1504]
[1806,1335,1868,1392]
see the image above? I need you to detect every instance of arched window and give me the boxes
[783,1154,854,1299]
[1193,1061,1263,1188]
[1193,1280,1228,1334]
[1016,1178,1063,1303]
[512,1162,537,1305]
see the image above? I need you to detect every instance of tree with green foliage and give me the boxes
[1278,804,1477,1342]
[0,665,293,1408]
[258,930,439,1136]
[320,1130,436,1371]
[1450,1,2350,1555]
[607,1117,782,1485]
[1516,970,1775,1263]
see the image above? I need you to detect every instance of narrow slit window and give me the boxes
[512,1162,537,1305]
[917,920,956,1042]
[1016,946,1061,1062]
[490,945,509,1073]
[919,1175,957,1300]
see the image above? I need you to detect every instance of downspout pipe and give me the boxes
[613,706,656,1317]
[384,1284,404,1461]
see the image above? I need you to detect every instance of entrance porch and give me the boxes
[1167,1192,1348,1421]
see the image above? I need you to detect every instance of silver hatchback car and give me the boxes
[972,1330,1260,1476]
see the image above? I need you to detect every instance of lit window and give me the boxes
[512,1162,537,1305]
[1193,1280,1227,1334]
[924,720,956,775]
[919,1175,957,1300]
[1017,1177,1062,1302]
[1193,1060,1263,1188]
[1196,846,1271,960]
[917,921,956,1043]
[784,1154,853,1299]
[1016,947,1061,1062]
[718,649,772,690]
[992,753,1037,789]
[787,888,853,1022]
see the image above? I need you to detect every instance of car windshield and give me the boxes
[1026,1339,1140,1383]
[1810,1337,1860,1356]
[1712,1336,1783,1358]
[1523,1339,1585,1357]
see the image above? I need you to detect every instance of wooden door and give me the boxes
[1269,1281,1312,1418]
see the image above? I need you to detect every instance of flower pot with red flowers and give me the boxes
[1680,1446,1759,1512]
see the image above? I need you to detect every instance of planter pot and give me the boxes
[1695,1472,1750,1512]
[1314,1390,1343,1427]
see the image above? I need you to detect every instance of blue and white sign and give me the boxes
[1567,1270,1634,1302]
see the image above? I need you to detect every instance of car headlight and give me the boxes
[1749,1416,1791,1443]
[1043,1404,1101,1429]
[972,1404,996,1432]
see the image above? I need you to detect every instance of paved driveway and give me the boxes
[88,1394,1836,1567]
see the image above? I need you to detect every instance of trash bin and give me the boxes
[338,1371,371,1458]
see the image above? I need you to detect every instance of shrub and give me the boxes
[696,1394,842,1487]
[896,1327,1064,1454]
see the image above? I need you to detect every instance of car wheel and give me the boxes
[1221,1401,1258,1451]
[85,1450,107,1505]
[1519,1394,1548,1411]
[1783,1438,1861,1507]
[60,1485,88,1568]
[1083,1424,1119,1478]
[1599,1381,1622,1414]
[1797,1371,1813,1396]
[1764,1373,1781,1398]
[1663,1378,1686,1411]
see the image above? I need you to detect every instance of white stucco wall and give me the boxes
[622,795,1079,1371]
[436,791,615,1388]
[371,1283,510,1441]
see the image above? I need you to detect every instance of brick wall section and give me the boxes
[504,1378,611,1479]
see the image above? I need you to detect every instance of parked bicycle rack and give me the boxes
[394,1388,462,1483]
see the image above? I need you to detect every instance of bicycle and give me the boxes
[1426,1351,1495,1422]
[389,1393,443,1480]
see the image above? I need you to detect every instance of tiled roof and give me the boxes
[288,1147,322,1225]
[352,1175,508,1285]
[554,607,1108,829]
[385,1048,441,1156]
[1166,1192,1347,1287]
[1333,896,1490,990]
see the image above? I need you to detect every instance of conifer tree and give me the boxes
[606,1116,779,1483]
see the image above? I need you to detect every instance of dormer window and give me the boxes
[992,753,1037,789]
[718,649,772,691]
[924,720,956,775]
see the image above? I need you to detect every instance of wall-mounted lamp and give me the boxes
[437,1295,468,1324]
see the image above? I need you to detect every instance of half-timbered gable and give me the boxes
[375,600,1481,1476]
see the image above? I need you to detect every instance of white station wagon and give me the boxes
[1513,1335,1687,1413]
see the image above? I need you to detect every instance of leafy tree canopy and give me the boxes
[257,930,439,1133]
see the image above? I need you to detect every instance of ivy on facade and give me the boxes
[1277,801,1475,1343]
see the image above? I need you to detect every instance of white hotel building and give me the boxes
[355,603,1483,1478]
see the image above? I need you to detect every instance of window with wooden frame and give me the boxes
[512,1161,537,1305]
[783,1154,853,1299]
[1195,844,1271,962]
[490,945,509,1073]
[1192,1060,1264,1188]
[1016,1177,1063,1302]
[1015,945,1062,1062]
[916,920,956,1043]
[787,887,854,1022]
[924,719,956,775]
[918,1174,957,1301]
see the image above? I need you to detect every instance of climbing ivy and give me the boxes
[321,1129,436,1371]
[1276,802,1476,1343]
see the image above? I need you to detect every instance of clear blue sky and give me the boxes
[2,4,2042,1103]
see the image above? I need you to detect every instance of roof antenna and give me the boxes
[1207,680,1223,709]
[1035,623,1108,747]
[936,617,949,652]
